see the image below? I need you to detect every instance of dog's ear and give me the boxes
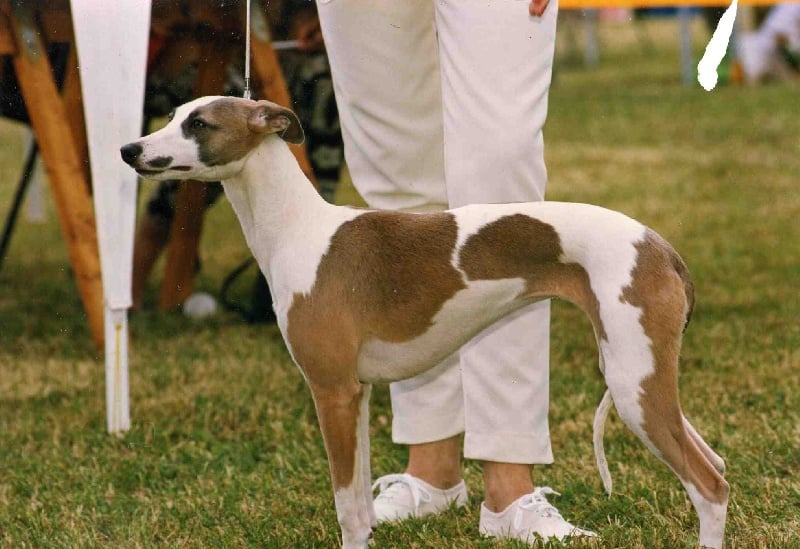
[247,101,305,145]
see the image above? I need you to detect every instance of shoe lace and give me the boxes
[372,473,432,513]
[515,486,563,529]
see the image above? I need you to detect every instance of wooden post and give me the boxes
[7,2,104,347]
[62,44,91,183]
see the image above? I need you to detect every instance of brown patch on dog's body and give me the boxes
[287,212,615,387]
[286,211,466,387]
[623,230,728,505]
[458,214,607,341]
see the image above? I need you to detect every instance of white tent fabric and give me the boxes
[71,0,152,434]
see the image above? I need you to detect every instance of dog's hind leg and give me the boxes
[602,328,729,549]
[594,231,729,548]
[312,382,373,549]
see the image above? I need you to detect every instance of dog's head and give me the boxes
[120,96,304,181]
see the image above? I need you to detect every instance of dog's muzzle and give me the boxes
[120,142,191,176]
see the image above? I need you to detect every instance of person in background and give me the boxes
[735,3,800,83]
[313,0,596,543]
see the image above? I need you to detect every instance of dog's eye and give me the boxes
[191,118,208,130]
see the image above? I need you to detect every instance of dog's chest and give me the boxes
[268,208,365,360]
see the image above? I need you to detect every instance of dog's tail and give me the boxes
[593,389,614,496]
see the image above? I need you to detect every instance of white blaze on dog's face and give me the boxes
[121,96,303,181]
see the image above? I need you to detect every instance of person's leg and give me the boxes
[316,0,464,495]
[404,433,462,489]
[434,0,557,512]
[317,0,448,212]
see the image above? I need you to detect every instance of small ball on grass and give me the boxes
[183,292,218,319]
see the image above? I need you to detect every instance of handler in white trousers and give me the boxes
[315,0,594,541]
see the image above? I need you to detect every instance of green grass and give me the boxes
[1,17,799,548]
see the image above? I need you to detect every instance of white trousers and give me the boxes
[317,0,558,464]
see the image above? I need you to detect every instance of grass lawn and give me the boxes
[1,16,798,549]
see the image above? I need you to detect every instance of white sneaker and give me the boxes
[479,487,597,543]
[371,473,468,523]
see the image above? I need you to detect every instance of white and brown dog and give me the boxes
[121,96,729,549]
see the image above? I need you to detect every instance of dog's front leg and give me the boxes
[312,382,373,548]
[357,384,376,528]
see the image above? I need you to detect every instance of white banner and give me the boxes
[71,0,152,433]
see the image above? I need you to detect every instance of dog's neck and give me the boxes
[220,136,336,264]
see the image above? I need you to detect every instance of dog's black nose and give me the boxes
[120,143,142,165]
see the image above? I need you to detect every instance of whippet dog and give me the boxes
[121,96,729,549]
